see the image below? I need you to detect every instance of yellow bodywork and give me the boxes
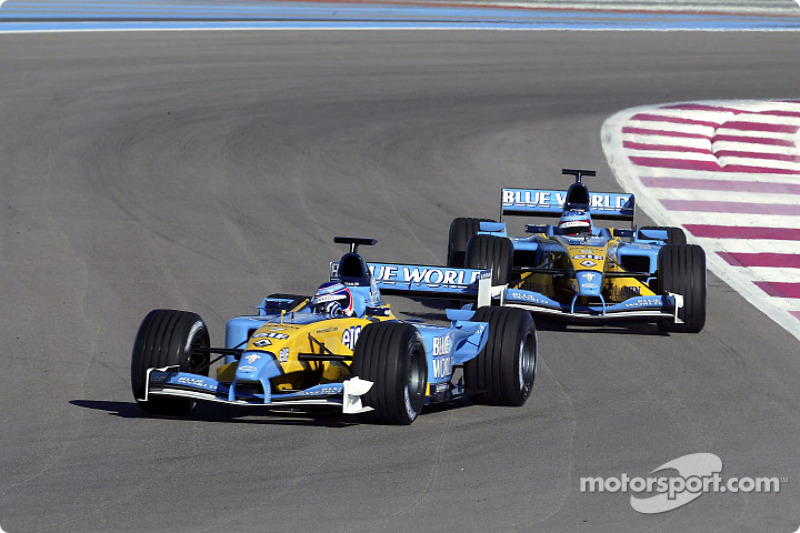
[514,235,654,303]
[216,307,397,391]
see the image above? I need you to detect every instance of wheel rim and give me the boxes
[188,336,209,375]
[404,348,426,420]
[518,332,537,391]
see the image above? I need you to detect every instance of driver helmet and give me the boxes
[312,282,353,316]
[558,209,592,235]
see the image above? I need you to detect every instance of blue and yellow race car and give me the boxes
[446,169,706,333]
[131,237,538,424]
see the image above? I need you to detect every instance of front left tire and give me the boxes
[351,322,428,425]
[131,309,210,415]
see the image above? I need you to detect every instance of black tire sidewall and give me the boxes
[465,234,513,286]
[465,307,537,406]
[657,244,707,333]
[131,309,210,414]
[352,322,427,424]
[448,218,493,267]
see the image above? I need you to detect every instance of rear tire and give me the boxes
[465,307,537,406]
[131,309,211,415]
[639,226,687,245]
[351,322,428,425]
[465,234,513,286]
[657,244,706,333]
[448,217,494,267]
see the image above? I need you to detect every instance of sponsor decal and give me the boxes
[341,325,362,350]
[245,354,261,364]
[316,326,338,334]
[435,382,449,393]
[253,332,290,340]
[561,220,588,229]
[432,335,452,357]
[580,453,783,514]
[238,365,257,372]
[623,286,642,298]
[581,283,599,290]
[176,376,216,390]
[279,347,289,363]
[591,194,630,210]
[314,292,346,304]
[503,190,566,207]
[503,190,631,210]
[370,265,482,288]
[574,253,604,261]
[302,385,342,396]
[433,356,452,379]
[580,260,597,268]
[253,339,272,347]
[508,291,550,305]
[624,297,663,308]
[584,273,597,282]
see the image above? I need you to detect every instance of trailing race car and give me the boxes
[446,169,706,333]
[131,237,538,425]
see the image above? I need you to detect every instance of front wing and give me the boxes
[499,287,684,323]
[140,366,374,414]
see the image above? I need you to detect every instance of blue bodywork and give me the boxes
[463,171,685,323]
[140,240,495,411]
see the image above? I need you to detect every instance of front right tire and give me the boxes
[448,217,494,267]
[465,234,514,286]
[657,244,707,333]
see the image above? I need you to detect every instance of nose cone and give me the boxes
[236,351,280,380]
[575,271,602,297]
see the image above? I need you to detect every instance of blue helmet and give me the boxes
[558,209,592,235]
[312,282,353,316]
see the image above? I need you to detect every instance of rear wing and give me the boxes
[501,188,635,221]
[331,262,492,307]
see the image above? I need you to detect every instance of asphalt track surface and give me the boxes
[1,30,799,533]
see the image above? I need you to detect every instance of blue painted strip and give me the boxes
[1,0,799,32]
[2,1,797,20]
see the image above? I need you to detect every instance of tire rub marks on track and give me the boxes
[602,100,800,342]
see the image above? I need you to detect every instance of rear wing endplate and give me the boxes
[501,188,635,221]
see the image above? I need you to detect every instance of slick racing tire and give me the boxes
[657,244,707,333]
[448,217,494,267]
[639,226,687,245]
[131,309,211,416]
[465,234,513,286]
[351,322,427,425]
[465,307,537,406]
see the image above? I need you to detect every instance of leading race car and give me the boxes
[446,169,706,333]
[131,237,538,425]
